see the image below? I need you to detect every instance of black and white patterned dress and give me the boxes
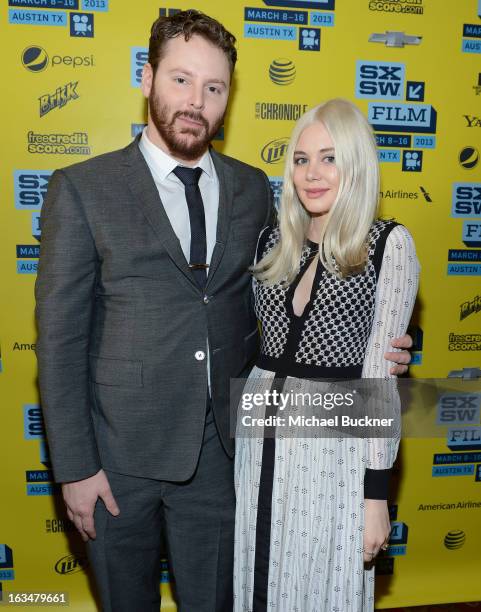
[234,220,419,611]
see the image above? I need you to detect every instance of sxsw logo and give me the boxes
[356,61,405,99]
[131,47,148,88]
[14,170,52,210]
[451,183,481,218]
[437,394,481,425]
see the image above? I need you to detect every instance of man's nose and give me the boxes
[189,84,205,111]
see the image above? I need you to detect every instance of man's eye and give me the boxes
[208,86,219,94]
[175,77,186,84]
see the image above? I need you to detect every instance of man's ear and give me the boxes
[141,62,153,98]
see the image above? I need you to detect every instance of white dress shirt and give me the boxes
[138,128,219,267]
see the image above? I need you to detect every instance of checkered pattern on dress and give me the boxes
[255,220,395,365]
[254,227,316,358]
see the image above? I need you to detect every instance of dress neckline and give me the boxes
[306,238,319,250]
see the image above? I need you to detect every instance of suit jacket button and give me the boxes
[195,350,206,361]
[203,295,209,304]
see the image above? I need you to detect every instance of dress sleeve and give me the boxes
[362,224,420,499]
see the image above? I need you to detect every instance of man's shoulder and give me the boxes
[56,140,137,180]
[210,148,265,179]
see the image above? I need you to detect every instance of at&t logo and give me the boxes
[269,58,296,85]
[444,530,465,549]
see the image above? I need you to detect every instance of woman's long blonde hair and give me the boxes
[253,98,380,284]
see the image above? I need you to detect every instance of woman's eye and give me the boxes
[324,156,335,163]
[294,157,308,165]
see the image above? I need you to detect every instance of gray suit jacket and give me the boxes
[35,137,274,483]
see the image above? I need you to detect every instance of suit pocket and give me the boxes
[89,355,143,387]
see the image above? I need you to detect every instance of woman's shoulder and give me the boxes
[369,219,417,276]
[255,224,281,263]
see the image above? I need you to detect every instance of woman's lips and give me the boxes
[304,188,328,199]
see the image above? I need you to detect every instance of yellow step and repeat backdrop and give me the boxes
[1,0,481,609]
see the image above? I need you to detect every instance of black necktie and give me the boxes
[173,166,207,289]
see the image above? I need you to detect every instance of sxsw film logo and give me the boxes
[131,47,148,88]
[261,138,289,164]
[462,222,481,247]
[369,103,436,133]
[447,427,481,451]
[39,82,79,117]
[452,183,481,217]
[70,12,94,37]
[269,58,296,85]
[356,61,405,99]
[460,295,481,320]
[0,545,14,581]
[22,46,95,72]
[299,28,320,51]
[402,150,423,172]
[55,553,88,575]
[14,170,52,210]
[436,394,481,425]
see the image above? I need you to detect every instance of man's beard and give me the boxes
[149,88,224,161]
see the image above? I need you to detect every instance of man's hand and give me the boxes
[62,469,120,542]
[363,499,391,563]
[385,333,413,375]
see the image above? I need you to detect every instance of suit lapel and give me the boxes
[208,149,234,288]
[121,137,197,288]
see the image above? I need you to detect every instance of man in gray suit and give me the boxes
[35,9,411,612]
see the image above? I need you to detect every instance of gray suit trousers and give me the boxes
[87,409,234,612]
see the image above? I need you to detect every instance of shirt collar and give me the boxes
[139,127,214,182]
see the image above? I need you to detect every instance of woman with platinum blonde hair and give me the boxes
[234,98,419,611]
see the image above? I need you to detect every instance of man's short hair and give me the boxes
[149,9,237,76]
